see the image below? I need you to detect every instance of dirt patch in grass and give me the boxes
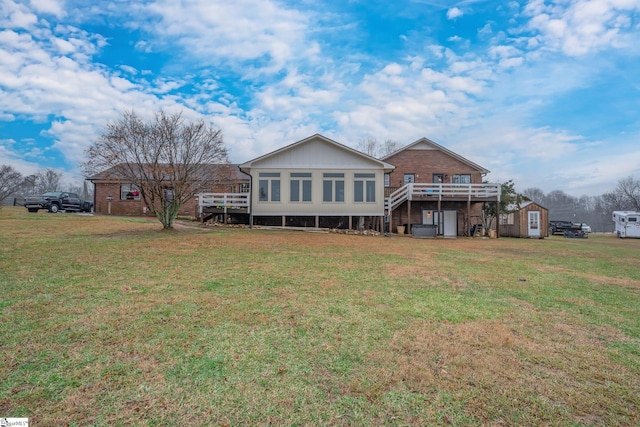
[365,309,639,425]
[537,265,640,290]
[576,273,640,290]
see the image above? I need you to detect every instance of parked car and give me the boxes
[24,191,93,213]
[579,223,592,233]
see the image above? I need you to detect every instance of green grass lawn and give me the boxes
[1,207,639,426]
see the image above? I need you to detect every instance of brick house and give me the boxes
[87,163,249,217]
[87,135,500,237]
[382,138,499,237]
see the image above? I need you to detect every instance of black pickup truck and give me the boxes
[24,191,93,213]
[549,220,573,235]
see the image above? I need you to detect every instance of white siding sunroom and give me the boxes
[239,134,395,228]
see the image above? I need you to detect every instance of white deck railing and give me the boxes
[386,183,501,211]
[197,192,250,214]
[198,183,500,216]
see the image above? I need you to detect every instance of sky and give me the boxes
[1,0,639,196]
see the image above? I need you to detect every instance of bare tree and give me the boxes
[22,174,37,195]
[356,138,400,158]
[0,165,24,207]
[614,176,640,211]
[601,190,628,211]
[83,110,228,229]
[380,139,400,157]
[34,168,62,193]
[65,180,93,199]
[357,137,378,157]
[522,187,545,204]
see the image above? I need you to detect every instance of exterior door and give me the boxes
[443,210,457,237]
[434,210,457,237]
[528,211,541,237]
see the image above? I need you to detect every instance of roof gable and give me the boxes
[239,134,395,171]
[383,137,489,174]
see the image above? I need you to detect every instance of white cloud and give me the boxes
[489,45,524,68]
[143,0,313,75]
[30,0,65,18]
[447,7,464,19]
[0,1,235,169]
[522,0,640,56]
[1,0,638,198]
[1,1,37,29]
[478,23,493,36]
[53,37,75,54]
[119,64,138,75]
[134,40,151,53]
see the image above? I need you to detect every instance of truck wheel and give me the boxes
[48,204,59,213]
[27,208,38,213]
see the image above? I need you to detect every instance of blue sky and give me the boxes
[1,0,639,196]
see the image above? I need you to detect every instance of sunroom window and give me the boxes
[290,173,312,202]
[258,172,280,202]
[323,173,344,202]
[354,173,375,202]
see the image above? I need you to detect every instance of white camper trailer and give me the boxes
[612,211,640,238]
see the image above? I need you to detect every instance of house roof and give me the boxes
[382,137,490,174]
[239,133,396,172]
[87,163,247,182]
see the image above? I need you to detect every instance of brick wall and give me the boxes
[392,201,483,236]
[385,146,487,236]
[94,183,204,218]
[385,149,483,186]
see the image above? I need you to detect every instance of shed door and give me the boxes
[528,211,541,237]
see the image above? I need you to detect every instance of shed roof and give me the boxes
[506,201,548,211]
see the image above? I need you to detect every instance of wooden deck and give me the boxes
[386,183,501,211]
[197,183,501,215]
[197,193,250,222]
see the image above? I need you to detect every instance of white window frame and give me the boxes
[354,173,376,203]
[258,172,280,202]
[452,174,471,184]
[323,173,345,203]
[290,173,312,202]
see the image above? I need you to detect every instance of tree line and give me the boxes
[0,166,92,207]
[521,176,640,232]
